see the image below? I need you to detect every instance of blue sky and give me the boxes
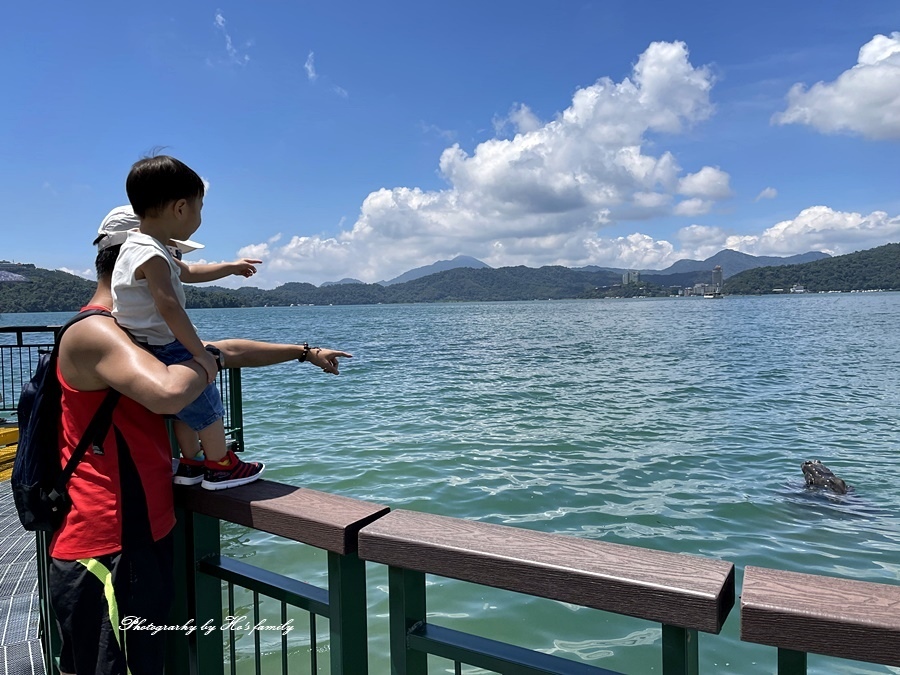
[2,1,899,287]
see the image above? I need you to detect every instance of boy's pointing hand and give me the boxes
[232,259,263,278]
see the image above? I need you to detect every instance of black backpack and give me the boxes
[12,310,121,532]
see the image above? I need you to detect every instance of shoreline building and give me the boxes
[712,265,723,294]
[623,270,641,285]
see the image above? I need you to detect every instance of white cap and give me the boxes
[94,205,138,251]
[93,205,205,253]
[170,237,204,253]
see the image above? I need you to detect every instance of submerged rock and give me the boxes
[801,460,848,495]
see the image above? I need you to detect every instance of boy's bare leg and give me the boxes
[197,418,228,462]
[173,420,202,459]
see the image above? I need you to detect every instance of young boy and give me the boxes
[112,155,264,490]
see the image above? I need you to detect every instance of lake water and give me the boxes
[5,294,900,674]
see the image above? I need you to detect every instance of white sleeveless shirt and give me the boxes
[111,231,185,345]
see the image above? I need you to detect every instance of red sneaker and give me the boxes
[201,450,264,491]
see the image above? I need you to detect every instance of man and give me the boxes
[48,207,350,674]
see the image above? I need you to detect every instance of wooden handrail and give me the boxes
[357,509,735,633]
[175,480,390,555]
[741,565,900,666]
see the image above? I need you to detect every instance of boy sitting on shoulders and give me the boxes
[112,154,263,490]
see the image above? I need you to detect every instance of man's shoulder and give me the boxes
[56,310,136,390]
[60,311,129,355]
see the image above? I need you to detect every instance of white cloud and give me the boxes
[755,187,777,201]
[59,267,95,281]
[213,10,250,66]
[582,233,677,270]
[723,206,900,256]
[773,32,900,140]
[304,52,317,81]
[303,52,349,98]
[677,166,733,200]
[550,207,900,272]
[674,198,712,216]
[231,41,777,286]
[675,224,728,261]
[239,41,725,284]
[493,103,542,136]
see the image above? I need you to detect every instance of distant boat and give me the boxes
[790,284,808,294]
[703,292,724,299]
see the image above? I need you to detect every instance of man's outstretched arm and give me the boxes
[209,339,352,375]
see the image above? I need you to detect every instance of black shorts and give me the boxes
[49,532,174,675]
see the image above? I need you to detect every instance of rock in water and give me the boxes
[801,460,848,494]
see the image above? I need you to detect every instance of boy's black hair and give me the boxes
[126,155,205,218]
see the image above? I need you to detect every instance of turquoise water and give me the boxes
[6,295,900,673]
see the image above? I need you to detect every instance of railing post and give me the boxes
[327,551,369,674]
[661,624,699,675]
[388,566,427,675]
[222,367,244,452]
[187,512,225,675]
[777,648,807,674]
[167,505,192,674]
[35,530,60,675]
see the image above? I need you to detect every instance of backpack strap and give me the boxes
[54,308,115,342]
[49,388,121,501]
[48,309,122,501]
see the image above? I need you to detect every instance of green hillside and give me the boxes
[0,264,94,312]
[724,243,900,294]
[3,243,898,313]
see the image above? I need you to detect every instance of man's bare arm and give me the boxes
[59,315,208,415]
[209,339,352,375]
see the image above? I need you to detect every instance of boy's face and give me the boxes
[175,196,203,238]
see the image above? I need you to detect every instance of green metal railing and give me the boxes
[354,508,733,675]
[0,325,56,418]
[0,324,243,452]
[168,508,370,674]
[386,566,624,675]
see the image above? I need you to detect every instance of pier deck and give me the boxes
[0,426,19,482]
[0,480,44,674]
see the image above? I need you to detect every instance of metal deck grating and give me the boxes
[0,482,44,675]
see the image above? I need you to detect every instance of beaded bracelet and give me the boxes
[298,343,310,362]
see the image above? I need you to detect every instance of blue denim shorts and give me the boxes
[147,340,225,432]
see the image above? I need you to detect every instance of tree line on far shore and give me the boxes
[2,242,899,313]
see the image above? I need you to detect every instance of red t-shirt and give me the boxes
[49,309,175,559]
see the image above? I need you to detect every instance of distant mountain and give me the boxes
[380,255,491,286]
[659,249,831,278]
[575,265,630,275]
[320,278,364,287]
